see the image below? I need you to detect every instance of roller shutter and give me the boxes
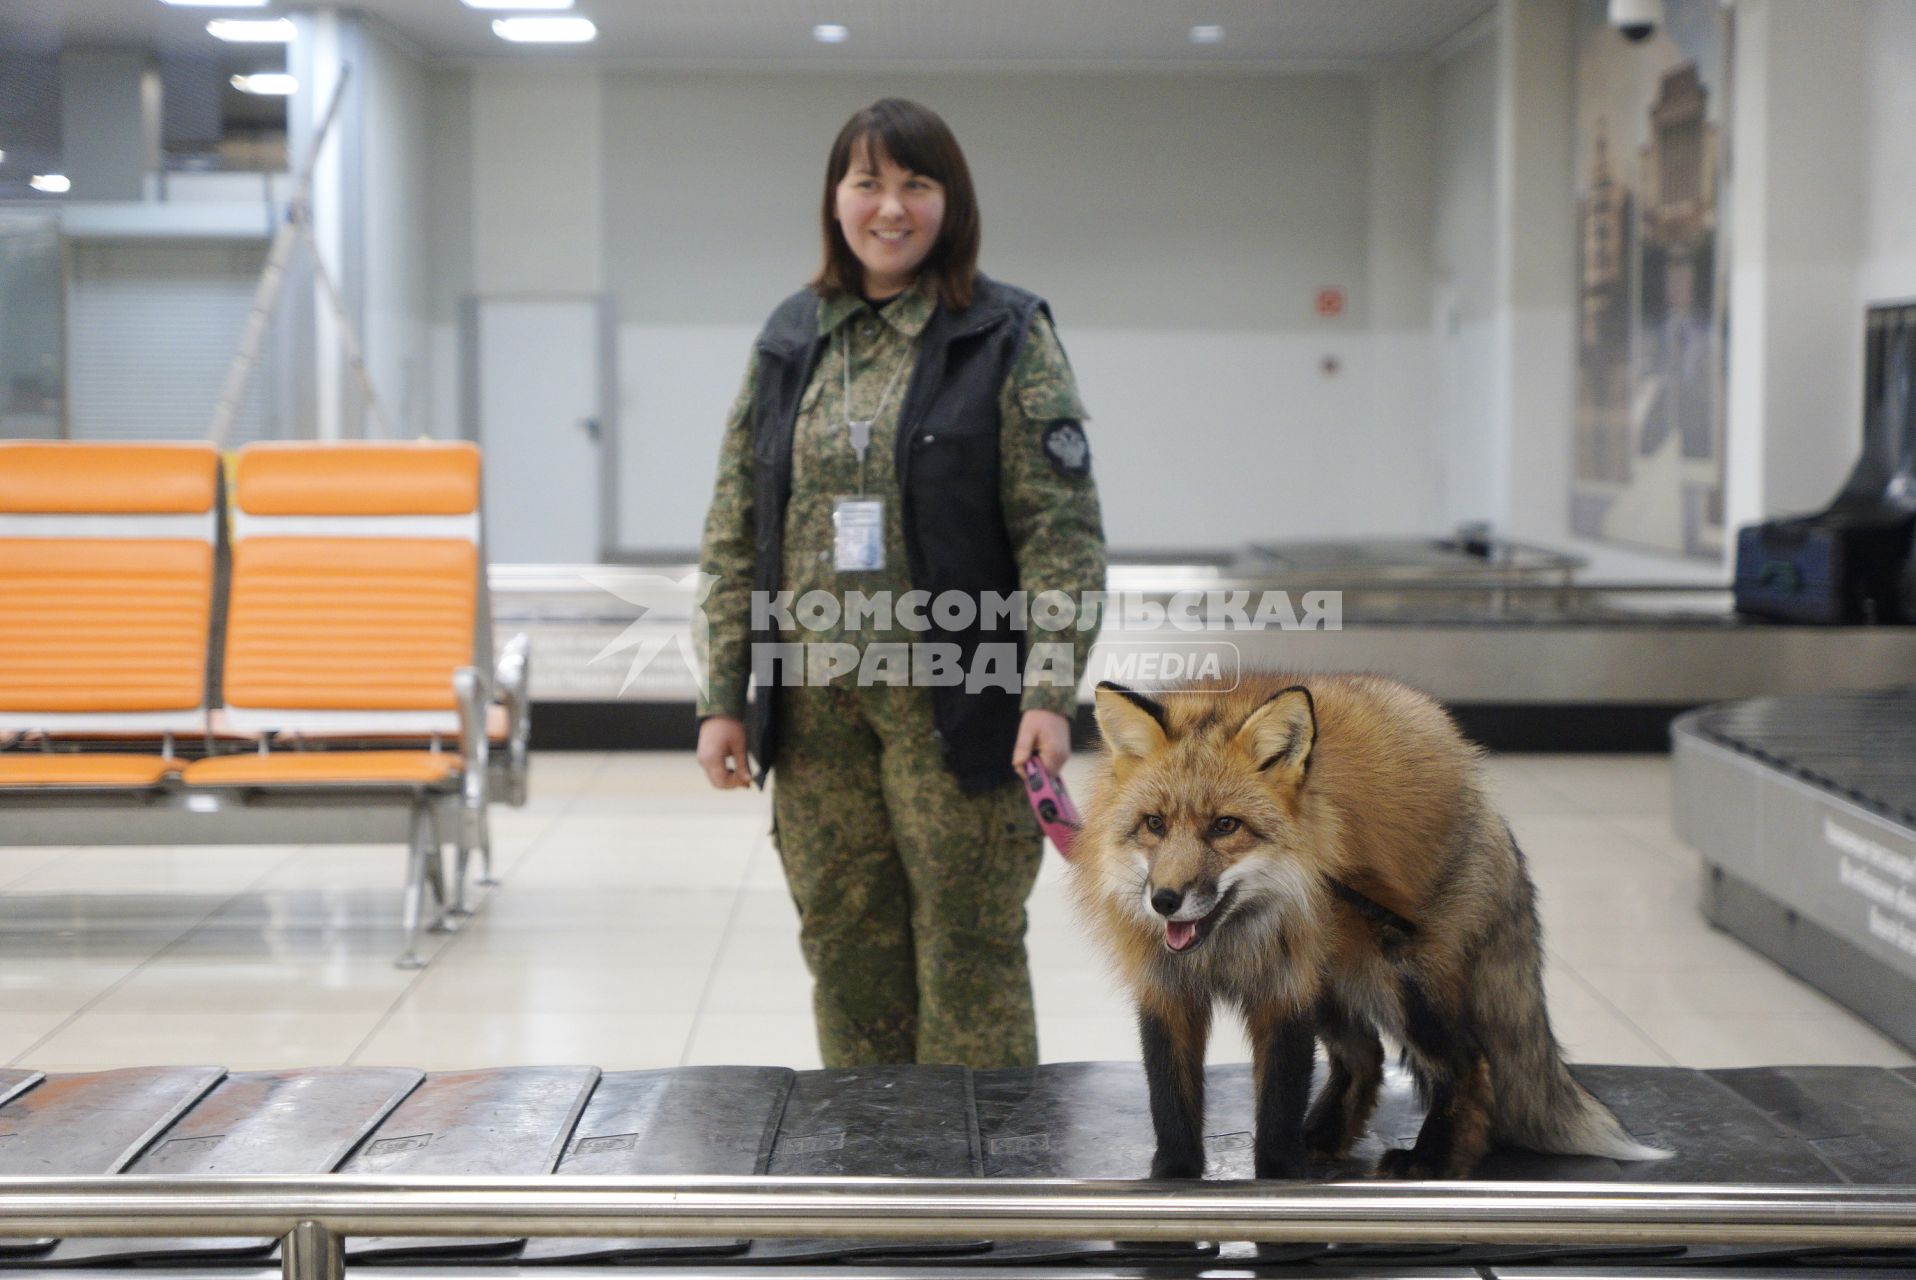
[67,240,276,443]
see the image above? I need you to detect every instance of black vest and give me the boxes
[747,275,1049,792]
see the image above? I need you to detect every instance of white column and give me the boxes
[1492,0,1577,546]
[59,47,157,200]
[1366,58,1444,532]
[1725,0,1870,535]
[306,9,347,441]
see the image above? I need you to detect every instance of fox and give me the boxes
[1071,673,1673,1180]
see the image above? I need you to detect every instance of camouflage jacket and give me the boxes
[697,273,1106,729]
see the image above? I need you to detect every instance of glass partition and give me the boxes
[0,212,64,440]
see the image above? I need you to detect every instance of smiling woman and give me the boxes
[811,101,977,309]
[692,98,1107,1072]
[831,153,945,299]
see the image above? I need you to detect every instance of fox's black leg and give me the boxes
[1246,1001,1315,1179]
[1139,999,1210,1179]
[1378,977,1493,1179]
[1304,996,1384,1160]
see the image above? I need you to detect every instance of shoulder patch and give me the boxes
[1042,420,1091,477]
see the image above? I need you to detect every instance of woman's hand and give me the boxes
[1011,708,1071,776]
[696,715,753,790]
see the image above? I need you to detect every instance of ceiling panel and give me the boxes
[2,0,1495,66]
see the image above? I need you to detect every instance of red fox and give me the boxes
[1072,674,1673,1179]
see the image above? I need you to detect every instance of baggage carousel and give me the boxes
[1675,688,1916,1055]
[2,1059,1915,1277]
[495,537,1916,750]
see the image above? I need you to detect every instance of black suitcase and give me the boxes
[1734,302,1916,624]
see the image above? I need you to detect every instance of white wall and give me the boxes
[1858,2,1916,304]
[592,70,1436,554]
[406,4,1913,572]
[471,69,601,295]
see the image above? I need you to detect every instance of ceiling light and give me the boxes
[492,16,596,42]
[231,73,297,95]
[160,0,270,8]
[207,17,295,42]
[813,23,849,44]
[463,0,573,8]
[30,174,71,194]
[1190,24,1225,44]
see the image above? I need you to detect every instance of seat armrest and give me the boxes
[494,632,532,806]
[453,664,490,801]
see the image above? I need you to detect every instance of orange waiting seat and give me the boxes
[181,751,463,787]
[178,440,507,965]
[0,441,219,778]
[0,754,180,787]
[0,439,532,969]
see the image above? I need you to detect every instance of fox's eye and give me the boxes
[1209,816,1241,836]
[1142,814,1165,836]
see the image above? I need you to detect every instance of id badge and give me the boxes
[833,498,886,572]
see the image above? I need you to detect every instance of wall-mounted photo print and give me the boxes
[1571,0,1730,560]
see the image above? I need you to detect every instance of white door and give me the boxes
[475,296,605,563]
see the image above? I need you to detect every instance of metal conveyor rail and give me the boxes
[4,1177,1916,1280]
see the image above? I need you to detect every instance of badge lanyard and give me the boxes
[842,326,914,494]
[834,324,913,574]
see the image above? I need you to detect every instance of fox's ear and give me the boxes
[1235,686,1316,783]
[1094,681,1168,759]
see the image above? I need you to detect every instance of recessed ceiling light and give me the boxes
[1190,24,1225,44]
[30,174,71,194]
[813,23,849,44]
[160,0,270,8]
[231,72,297,95]
[207,17,294,42]
[463,0,573,8]
[491,16,596,43]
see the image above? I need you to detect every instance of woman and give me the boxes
[694,98,1105,1069]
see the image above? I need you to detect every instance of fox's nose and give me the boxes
[1151,887,1183,917]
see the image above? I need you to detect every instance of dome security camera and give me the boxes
[1610,0,1660,42]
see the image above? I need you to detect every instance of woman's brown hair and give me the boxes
[810,98,980,312]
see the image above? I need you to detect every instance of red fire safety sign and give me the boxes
[1315,287,1345,319]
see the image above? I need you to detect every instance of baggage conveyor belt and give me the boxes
[2,1061,1916,1274]
[1674,689,1916,1054]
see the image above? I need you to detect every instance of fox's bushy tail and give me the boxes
[1520,1065,1675,1162]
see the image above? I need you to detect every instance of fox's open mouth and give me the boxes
[1162,887,1237,954]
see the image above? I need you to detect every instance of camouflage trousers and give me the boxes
[771,680,1043,1069]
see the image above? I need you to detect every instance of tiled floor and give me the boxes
[3,751,1910,1073]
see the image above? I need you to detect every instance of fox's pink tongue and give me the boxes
[1165,920,1198,951]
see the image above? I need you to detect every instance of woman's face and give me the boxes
[834,143,945,299]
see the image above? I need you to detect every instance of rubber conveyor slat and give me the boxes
[342,1066,599,1261]
[519,1067,791,1263]
[0,1066,223,1257]
[746,1064,989,1263]
[42,1068,422,1267]
[2,1061,1916,1270]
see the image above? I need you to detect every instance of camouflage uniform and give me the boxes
[697,274,1105,1068]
